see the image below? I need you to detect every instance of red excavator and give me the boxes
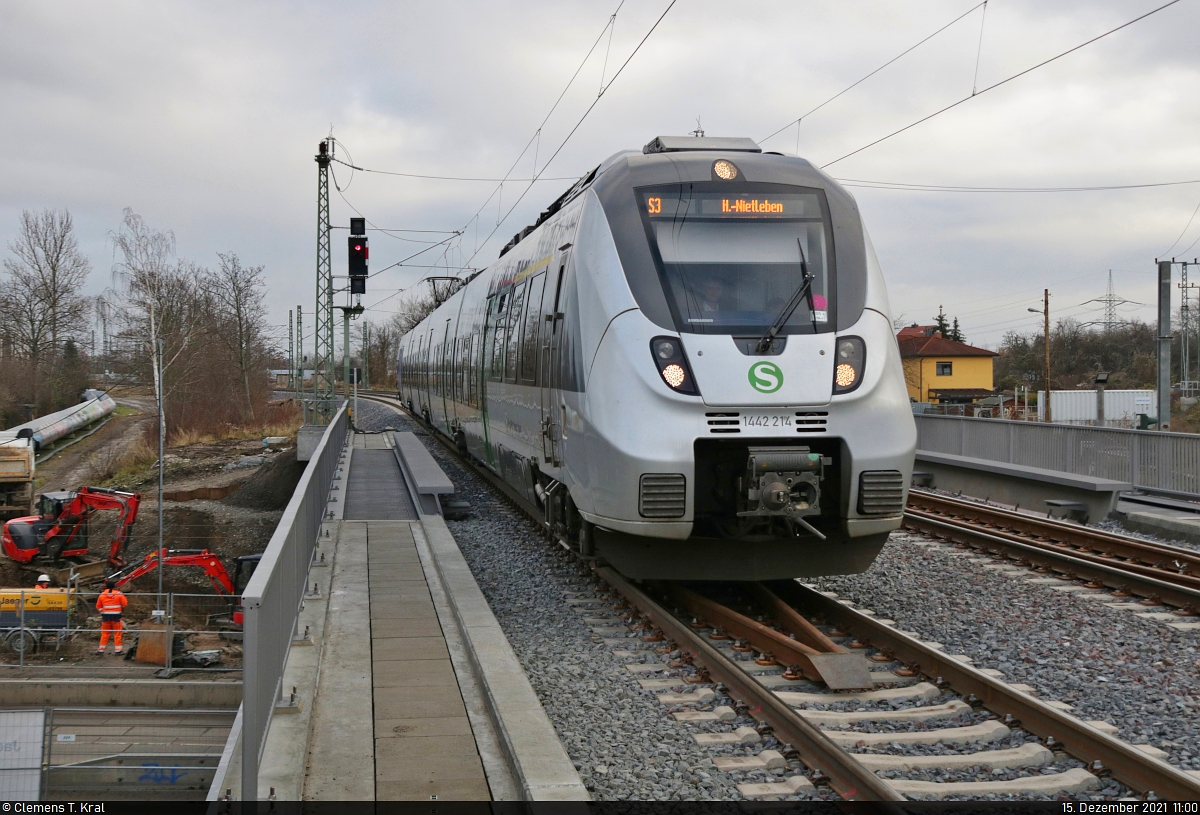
[1,487,140,568]
[107,549,262,626]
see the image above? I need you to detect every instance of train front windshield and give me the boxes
[638,184,835,335]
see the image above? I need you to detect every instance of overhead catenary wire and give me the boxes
[336,0,640,314]
[457,0,633,257]
[1176,231,1200,258]
[332,164,463,249]
[820,0,1184,169]
[328,157,578,184]
[835,177,1200,193]
[461,0,678,270]
[971,0,989,96]
[759,1,987,145]
[1160,194,1200,257]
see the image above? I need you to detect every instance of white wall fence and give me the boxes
[914,414,1200,498]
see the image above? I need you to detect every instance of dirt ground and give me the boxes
[1,391,304,670]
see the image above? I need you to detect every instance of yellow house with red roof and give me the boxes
[896,325,997,404]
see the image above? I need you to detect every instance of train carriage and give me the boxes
[398,136,916,580]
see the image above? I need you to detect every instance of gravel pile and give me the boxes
[812,530,1200,774]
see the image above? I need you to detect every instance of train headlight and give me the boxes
[650,337,700,396]
[832,336,865,394]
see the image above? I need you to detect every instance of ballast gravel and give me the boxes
[812,530,1200,774]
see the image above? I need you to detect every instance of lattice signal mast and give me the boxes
[313,138,336,423]
[1181,262,1199,390]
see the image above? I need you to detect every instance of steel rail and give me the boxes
[595,566,907,804]
[909,490,1200,572]
[770,580,1200,802]
[904,512,1200,611]
[905,508,1200,592]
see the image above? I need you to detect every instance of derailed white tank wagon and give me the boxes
[398,137,915,580]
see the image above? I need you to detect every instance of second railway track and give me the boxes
[905,490,1200,613]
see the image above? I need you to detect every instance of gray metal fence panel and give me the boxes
[914,414,1200,497]
[239,404,347,802]
[42,707,233,800]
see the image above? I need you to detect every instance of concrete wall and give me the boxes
[0,680,241,709]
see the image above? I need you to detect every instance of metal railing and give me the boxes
[915,413,1200,498]
[41,707,234,801]
[237,401,346,802]
[300,397,344,426]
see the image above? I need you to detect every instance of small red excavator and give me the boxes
[1,487,140,568]
[107,549,261,625]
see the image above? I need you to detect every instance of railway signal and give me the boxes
[348,235,368,294]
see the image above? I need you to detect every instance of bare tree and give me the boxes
[395,289,439,332]
[108,209,207,420]
[206,252,268,420]
[1,209,91,404]
[364,317,405,389]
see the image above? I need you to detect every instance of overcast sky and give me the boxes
[3,0,1199,353]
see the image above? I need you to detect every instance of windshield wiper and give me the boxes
[755,239,816,354]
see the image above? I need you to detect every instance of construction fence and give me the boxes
[1,590,244,671]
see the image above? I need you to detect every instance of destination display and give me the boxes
[643,191,819,219]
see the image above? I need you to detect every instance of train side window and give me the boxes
[489,293,508,381]
[505,281,528,382]
[519,272,546,383]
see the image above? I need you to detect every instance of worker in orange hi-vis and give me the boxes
[96,579,129,655]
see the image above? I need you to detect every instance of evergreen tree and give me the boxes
[950,317,965,343]
[933,306,950,338]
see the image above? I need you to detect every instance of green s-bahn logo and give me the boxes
[748,361,784,393]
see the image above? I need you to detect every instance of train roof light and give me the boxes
[713,160,739,181]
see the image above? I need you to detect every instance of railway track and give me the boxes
[592,572,1200,801]
[905,490,1200,613]
[361,394,1200,801]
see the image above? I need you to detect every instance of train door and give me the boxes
[439,318,452,433]
[540,249,570,466]
[481,292,507,467]
[423,326,435,418]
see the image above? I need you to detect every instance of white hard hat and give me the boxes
[37,574,50,583]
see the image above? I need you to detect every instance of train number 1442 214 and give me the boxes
[742,414,792,428]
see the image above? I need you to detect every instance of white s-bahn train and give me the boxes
[397,136,916,580]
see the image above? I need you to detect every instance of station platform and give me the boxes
[1117,496,1200,545]
[255,430,587,802]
